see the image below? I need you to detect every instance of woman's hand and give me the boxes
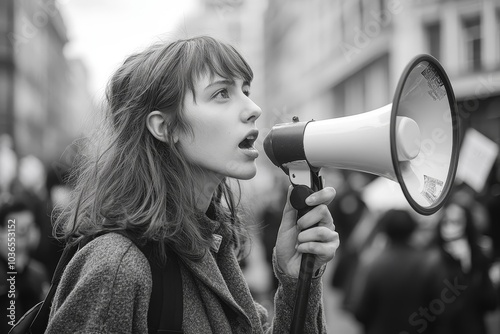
[275,185,340,278]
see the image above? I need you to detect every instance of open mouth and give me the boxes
[238,131,258,149]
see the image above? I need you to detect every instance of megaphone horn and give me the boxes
[264,54,460,215]
[264,54,460,334]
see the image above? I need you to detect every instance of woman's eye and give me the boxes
[214,89,230,100]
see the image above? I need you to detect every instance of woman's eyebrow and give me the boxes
[204,79,234,91]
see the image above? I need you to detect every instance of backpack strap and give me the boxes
[151,248,183,333]
[126,236,183,334]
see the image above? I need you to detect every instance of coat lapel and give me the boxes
[180,216,260,331]
[180,245,253,322]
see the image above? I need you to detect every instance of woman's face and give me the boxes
[178,73,262,182]
[440,204,466,241]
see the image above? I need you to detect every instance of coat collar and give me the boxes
[179,214,258,329]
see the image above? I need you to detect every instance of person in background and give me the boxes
[347,209,442,334]
[30,164,71,277]
[430,200,498,334]
[328,171,371,292]
[0,197,49,333]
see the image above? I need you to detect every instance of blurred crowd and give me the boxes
[255,163,500,333]
[0,134,72,333]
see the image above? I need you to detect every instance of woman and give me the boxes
[46,36,339,333]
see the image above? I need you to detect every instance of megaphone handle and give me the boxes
[289,184,319,334]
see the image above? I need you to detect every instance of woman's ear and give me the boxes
[146,110,178,144]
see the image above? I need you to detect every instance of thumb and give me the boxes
[280,185,297,231]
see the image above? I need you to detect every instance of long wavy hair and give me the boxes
[54,36,253,262]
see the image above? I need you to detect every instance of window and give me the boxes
[462,16,482,72]
[342,0,362,42]
[425,21,441,61]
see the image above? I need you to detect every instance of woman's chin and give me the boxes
[235,169,257,180]
[228,165,257,180]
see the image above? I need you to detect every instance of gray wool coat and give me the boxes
[46,217,328,334]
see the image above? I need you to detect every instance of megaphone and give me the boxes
[264,54,460,334]
[264,54,460,215]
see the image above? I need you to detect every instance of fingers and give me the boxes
[280,185,336,234]
[274,185,339,275]
[296,203,334,231]
[296,222,338,253]
[295,186,338,259]
[296,230,340,258]
[305,187,336,207]
[297,225,336,243]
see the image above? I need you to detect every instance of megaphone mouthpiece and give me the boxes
[263,134,278,167]
[263,120,309,170]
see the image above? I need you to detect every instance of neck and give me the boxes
[191,169,224,213]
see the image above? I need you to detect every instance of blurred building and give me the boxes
[263,0,500,173]
[0,0,94,164]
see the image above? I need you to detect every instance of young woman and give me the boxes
[46,36,339,333]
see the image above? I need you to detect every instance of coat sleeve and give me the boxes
[46,240,152,334]
[259,250,327,334]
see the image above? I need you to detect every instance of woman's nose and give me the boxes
[242,98,262,123]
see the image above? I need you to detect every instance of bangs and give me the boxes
[182,37,253,94]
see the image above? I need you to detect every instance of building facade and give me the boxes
[0,0,93,164]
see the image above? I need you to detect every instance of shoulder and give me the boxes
[70,232,151,285]
[49,233,152,333]
[81,232,146,260]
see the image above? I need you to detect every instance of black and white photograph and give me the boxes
[1,0,500,333]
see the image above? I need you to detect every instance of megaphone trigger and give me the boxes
[290,185,315,220]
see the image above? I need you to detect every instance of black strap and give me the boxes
[154,249,183,333]
[128,237,184,334]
